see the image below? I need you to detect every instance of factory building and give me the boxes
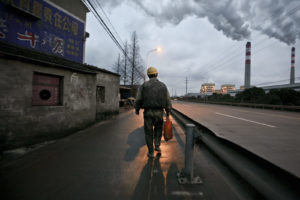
[0,0,119,150]
[221,84,235,94]
[214,89,222,94]
[201,83,215,95]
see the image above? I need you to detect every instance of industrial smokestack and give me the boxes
[244,42,251,88]
[290,47,295,85]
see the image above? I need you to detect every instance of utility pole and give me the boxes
[185,77,188,95]
[123,42,128,85]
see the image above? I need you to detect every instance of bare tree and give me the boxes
[121,41,129,85]
[112,32,144,86]
[129,31,144,86]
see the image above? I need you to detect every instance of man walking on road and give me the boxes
[134,66,172,158]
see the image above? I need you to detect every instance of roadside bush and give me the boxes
[184,88,300,106]
[278,89,300,105]
[266,89,300,105]
[235,87,265,103]
[235,88,300,105]
[208,93,234,102]
[263,93,282,105]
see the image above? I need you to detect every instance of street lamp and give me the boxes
[145,47,162,81]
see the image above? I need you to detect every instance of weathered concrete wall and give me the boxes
[95,72,120,120]
[0,58,96,150]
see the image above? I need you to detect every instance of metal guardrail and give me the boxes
[177,124,202,184]
[171,108,300,200]
[181,100,300,111]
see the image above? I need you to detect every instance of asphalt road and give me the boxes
[173,101,300,178]
[0,110,242,200]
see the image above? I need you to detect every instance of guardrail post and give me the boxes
[177,124,202,184]
[185,124,195,178]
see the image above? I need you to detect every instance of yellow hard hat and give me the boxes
[147,66,158,75]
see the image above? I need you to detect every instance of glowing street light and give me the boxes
[146,47,162,68]
[156,47,162,52]
[145,47,162,81]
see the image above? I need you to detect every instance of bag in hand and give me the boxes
[163,117,173,142]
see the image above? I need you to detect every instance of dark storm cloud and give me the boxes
[100,0,300,45]
[129,0,250,41]
[244,0,300,45]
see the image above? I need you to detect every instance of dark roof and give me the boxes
[0,41,119,76]
[120,86,131,90]
[121,84,141,88]
[85,65,120,76]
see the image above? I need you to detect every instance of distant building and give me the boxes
[120,86,132,100]
[240,85,255,90]
[120,84,140,98]
[228,83,300,97]
[261,83,300,92]
[221,84,235,94]
[201,83,215,95]
[214,89,222,94]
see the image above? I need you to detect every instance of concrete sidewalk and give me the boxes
[0,110,240,200]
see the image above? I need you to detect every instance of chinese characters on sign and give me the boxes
[0,18,8,38]
[17,30,39,48]
[0,0,85,63]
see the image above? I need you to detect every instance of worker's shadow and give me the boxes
[131,156,165,200]
[124,127,145,161]
[131,156,182,200]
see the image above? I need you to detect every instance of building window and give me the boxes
[96,86,105,103]
[32,73,63,106]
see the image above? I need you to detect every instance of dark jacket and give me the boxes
[134,77,172,113]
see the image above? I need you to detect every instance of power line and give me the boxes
[199,42,243,72]
[199,47,244,77]
[203,29,300,81]
[82,0,145,78]
[83,0,123,51]
[93,0,125,47]
[201,3,300,78]
[255,76,300,86]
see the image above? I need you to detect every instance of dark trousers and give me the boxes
[143,109,164,153]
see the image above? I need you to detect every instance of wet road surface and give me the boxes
[1,110,244,200]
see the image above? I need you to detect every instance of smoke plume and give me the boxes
[100,0,300,45]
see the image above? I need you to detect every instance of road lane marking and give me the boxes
[171,191,204,197]
[230,108,300,121]
[215,112,277,128]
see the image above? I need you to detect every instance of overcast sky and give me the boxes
[84,0,300,96]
